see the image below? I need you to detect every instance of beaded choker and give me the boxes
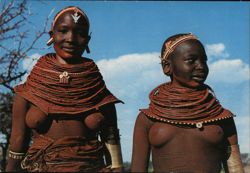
[14,53,122,115]
[140,82,234,128]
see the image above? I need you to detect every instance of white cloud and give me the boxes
[22,53,40,71]
[97,53,167,99]
[205,43,229,59]
[205,43,249,84]
[235,115,250,153]
[20,53,41,84]
[207,59,250,83]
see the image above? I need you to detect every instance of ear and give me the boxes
[87,35,91,42]
[49,30,53,37]
[162,59,172,76]
[46,31,54,46]
[86,33,91,44]
[85,34,91,53]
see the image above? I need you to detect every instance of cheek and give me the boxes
[53,33,63,45]
[173,73,191,84]
[172,65,200,87]
[172,64,192,79]
[205,65,209,76]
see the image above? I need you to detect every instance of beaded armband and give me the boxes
[104,127,120,142]
[227,144,245,173]
[105,143,123,169]
[103,127,123,169]
[8,150,25,160]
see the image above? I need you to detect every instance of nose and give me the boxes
[66,31,75,42]
[195,59,208,71]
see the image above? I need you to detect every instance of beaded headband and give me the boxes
[47,7,90,46]
[161,33,198,62]
[53,7,89,27]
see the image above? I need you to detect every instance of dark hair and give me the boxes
[53,6,90,29]
[161,33,205,61]
[161,33,188,58]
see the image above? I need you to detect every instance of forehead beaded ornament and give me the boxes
[71,11,81,23]
[46,6,89,46]
[161,33,198,63]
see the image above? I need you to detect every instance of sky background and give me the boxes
[1,1,249,162]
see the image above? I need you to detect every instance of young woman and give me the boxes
[131,33,244,173]
[6,6,123,172]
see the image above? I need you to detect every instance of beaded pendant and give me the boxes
[59,71,70,83]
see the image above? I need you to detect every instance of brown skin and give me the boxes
[169,39,209,88]
[52,11,90,63]
[131,39,239,172]
[6,11,121,172]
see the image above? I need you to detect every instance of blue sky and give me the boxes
[1,1,249,162]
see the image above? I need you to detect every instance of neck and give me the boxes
[56,54,83,65]
[169,81,206,91]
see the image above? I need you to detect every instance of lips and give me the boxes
[192,73,207,82]
[62,46,77,53]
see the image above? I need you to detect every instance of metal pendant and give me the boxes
[71,12,80,23]
[59,71,70,84]
[196,122,203,129]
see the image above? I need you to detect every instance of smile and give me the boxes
[193,76,205,81]
[62,47,77,53]
[192,74,206,82]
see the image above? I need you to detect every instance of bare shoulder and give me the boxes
[14,94,28,104]
[220,118,237,134]
[13,94,30,114]
[135,112,154,130]
[99,103,115,112]
[219,118,238,145]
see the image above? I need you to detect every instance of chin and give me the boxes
[189,81,206,88]
[60,53,76,59]
[178,80,205,89]
[59,49,82,58]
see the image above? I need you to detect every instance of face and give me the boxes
[168,39,209,88]
[52,11,89,59]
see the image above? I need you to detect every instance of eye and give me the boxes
[58,29,67,33]
[198,56,208,63]
[184,58,195,64]
[202,59,208,63]
[77,31,87,37]
[204,56,208,62]
[72,26,87,35]
[75,29,88,37]
[56,26,69,34]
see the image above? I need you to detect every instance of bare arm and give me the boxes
[5,94,31,172]
[222,118,245,173]
[131,112,152,172]
[100,103,123,172]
